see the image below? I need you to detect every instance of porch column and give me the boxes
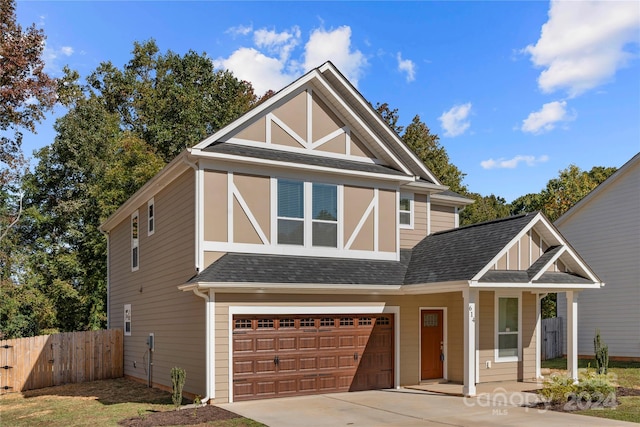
[463,288,478,396]
[566,291,579,382]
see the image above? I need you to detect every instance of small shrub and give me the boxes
[576,370,616,402]
[171,366,186,409]
[540,373,575,403]
[594,329,609,375]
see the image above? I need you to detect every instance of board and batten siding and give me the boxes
[108,169,207,396]
[556,160,640,358]
[213,292,463,403]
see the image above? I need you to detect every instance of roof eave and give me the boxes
[179,282,404,294]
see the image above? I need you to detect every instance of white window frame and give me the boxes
[276,179,340,249]
[399,192,414,229]
[147,198,155,236]
[131,210,139,272]
[124,304,132,336]
[494,292,522,363]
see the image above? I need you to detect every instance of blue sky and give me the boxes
[15,1,640,202]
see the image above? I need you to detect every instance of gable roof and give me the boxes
[555,152,640,227]
[182,212,602,292]
[192,62,443,185]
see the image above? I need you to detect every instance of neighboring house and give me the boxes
[556,153,640,361]
[101,62,602,403]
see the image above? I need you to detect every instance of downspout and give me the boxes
[192,287,214,404]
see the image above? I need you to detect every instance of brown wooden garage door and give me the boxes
[232,314,394,401]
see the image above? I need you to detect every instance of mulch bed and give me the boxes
[528,386,640,412]
[119,405,242,427]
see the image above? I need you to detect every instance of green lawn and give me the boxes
[542,357,640,423]
[0,378,264,427]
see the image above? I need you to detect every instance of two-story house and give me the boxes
[101,62,602,403]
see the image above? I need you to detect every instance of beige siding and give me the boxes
[272,121,304,148]
[203,170,227,242]
[108,169,206,397]
[400,193,427,249]
[213,292,463,403]
[235,116,266,142]
[378,189,397,253]
[312,94,343,142]
[343,186,374,250]
[316,133,346,154]
[350,134,375,159]
[557,160,640,358]
[477,291,537,382]
[431,204,455,233]
[233,173,271,244]
[273,90,307,140]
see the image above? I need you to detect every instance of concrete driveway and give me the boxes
[220,388,634,427]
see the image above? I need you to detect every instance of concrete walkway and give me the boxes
[220,388,635,427]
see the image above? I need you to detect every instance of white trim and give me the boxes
[494,292,522,363]
[463,288,477,396]
[197,166,204,271]
[531,247,566,281]
[306,88,312,144]
[147,198,155,236]
[192,149,412,183]
[344,194,376,250]
[232,181,270,245]
[418,307,448,382]
[227,172,234,243]
[227,304,400,403]
[373,188,379,252]
[202,240,397,261]
[131,210,139,272]
[566,291,579,382]
[454,206,459,229]
[399,192,414,229]
[270,114,308,148]
[311,127,347,150]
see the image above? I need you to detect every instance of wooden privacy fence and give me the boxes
[0,329,123,394]
[541,317,563,361]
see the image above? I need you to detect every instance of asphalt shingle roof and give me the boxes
[204,143,411,178]
[188,213,594,288]
[403,213,536,284]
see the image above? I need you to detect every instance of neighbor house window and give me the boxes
[124,304,132,336]
[277,179,338,248]
[147,198,155,236]
[496,295,520,362]
[399,193,413,228]
[131,211,139,271]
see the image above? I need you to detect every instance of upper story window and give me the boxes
[496,295,520,362]
[147,198,155,236]
[131,211,139,271]
[399,193,413,228]
[277,179,338,248]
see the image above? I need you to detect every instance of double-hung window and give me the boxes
[312,183,337,247]
[277,180,305,245]
[277,179,338,248]
[399,193,413,228]
[496,295,520,361]
[147,198,155,236]
[131,211,139,271]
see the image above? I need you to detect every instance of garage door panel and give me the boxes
[232,313,394,401]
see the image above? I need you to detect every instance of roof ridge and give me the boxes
[431,212,537,236]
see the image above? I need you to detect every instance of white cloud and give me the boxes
[303,26,367,86]
[524,1,640,97]
[521,100,575,134]
[438,102,472,137]
[396,52,416,82]
[212,47,296,95]
[226,24,253,37]
[481,155,549,170]
[214,25,368,95]
[42,44,75,75]
[60,46,74,56]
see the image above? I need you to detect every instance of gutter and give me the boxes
[190,288,214,405]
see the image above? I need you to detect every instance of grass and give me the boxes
[542,357,640,423]
[0,378,264,427]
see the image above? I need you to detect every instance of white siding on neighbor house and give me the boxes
[557,160,640,358]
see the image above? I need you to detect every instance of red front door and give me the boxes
[420,310,443,380]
